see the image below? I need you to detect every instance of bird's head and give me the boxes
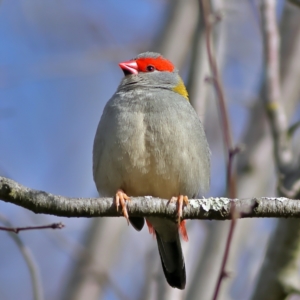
[118,52,189,100]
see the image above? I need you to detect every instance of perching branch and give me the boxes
[1,176,300,220]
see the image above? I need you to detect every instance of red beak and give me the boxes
[119,60,138,75]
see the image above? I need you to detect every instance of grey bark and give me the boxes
[1,176,300,221]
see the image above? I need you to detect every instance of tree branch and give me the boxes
[1,176,300,220]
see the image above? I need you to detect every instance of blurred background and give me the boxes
[1,0,300,299]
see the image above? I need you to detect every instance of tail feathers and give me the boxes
[156,231,186,289]
[129,217,144,231]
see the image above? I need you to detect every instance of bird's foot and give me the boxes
[167,195,189,241]
[115,189,131,225]
[169,195,189,224]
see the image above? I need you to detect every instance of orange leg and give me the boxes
[115,189,131,225]
[169,195,189,224]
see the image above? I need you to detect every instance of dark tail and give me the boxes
[129,217,145,231]
[156,230,186,289]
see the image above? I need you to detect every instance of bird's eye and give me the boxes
[146,65,155,72]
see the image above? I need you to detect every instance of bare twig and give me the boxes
[201,2,233,158]
[212,146,242,300]
[200,1,238,298]
[251,1,300,299]
[0,214,43,300]
[0,222,64,233]
[262,0,293,170]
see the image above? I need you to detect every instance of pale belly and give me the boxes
[93,90,210,199]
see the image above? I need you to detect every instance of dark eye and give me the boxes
[146,65,155,72]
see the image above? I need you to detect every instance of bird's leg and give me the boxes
[169,195,189,224]
[115,189,131,225]
[167,195,189,241]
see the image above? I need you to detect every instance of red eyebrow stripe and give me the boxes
[136,57,174,72]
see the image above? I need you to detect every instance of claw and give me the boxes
[169,195,189,224]
[115,189,131,225]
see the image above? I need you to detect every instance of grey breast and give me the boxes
[93,88,210,198]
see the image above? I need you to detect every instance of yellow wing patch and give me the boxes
[172,77,189,101]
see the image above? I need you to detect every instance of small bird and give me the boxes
[93,52,210,289]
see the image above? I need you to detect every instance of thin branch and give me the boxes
[262,0,293,170]
[250,1,300,299]
[201,1,233,156]
[200,1,238,299]
[1,176,300,220]
[0,222,64,233]
[0,214,44,300]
